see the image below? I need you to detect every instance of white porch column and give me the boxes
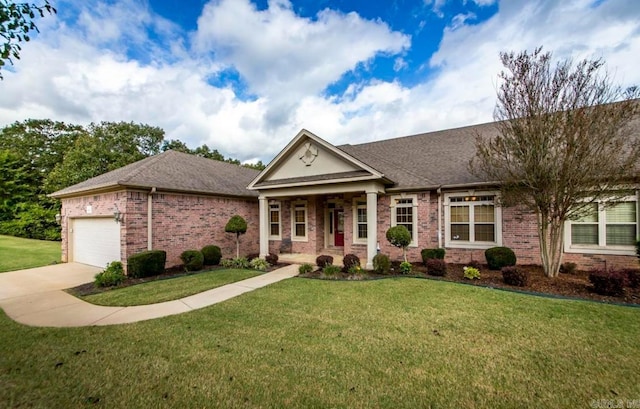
[366,191,378,269]
[258,196,269,258]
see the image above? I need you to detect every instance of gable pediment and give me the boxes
[248,129,387,190]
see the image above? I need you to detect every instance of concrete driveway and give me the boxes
[0,262,299,328]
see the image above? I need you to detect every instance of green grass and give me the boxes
[81,269,261,306]
[1,278,639,408]
[0,235,61,272]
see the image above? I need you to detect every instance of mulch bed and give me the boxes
[299,263,640,306]
[67,263,291,298]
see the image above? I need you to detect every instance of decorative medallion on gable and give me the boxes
[298,142,318,166]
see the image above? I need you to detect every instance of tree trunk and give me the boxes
[537,212,564,277]
[236,233,240,258]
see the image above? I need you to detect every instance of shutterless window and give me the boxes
[570,200,637,247]
[450,196,496,243]
[269,203,280,237]
[356,200,367,240]
[396,198,414,238]
[293,203,306,238]
[571,204,598,245]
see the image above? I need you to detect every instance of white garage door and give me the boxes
[72,218,121,268]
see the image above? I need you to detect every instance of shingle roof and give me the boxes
[338,122,501,189]
[50,150,260,198]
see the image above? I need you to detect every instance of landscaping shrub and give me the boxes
[421,248,445,264]
[467,259,481,269]
[298,263,314,274]
[246,253,259,262]
[348,265,364,275]
[399,261,413,274]
[589,269,625,296]
[485,247,517,270]
[463,266,480,280]
[94,261,125,288]
[426,259,446,276]
[221,257,250,269]
[373,254,391,275]
[386,225,411,261]
[322,264,341,276]
[181,250,204,272]
[316,255,334,268]
[622,268,640,289]
[249,258,270,271]
[342,253,360,272]
[127,250,167,278]
[201,245,222,265]
[636,240,640,262]
[501,266,529,287]
[265,253,279,265]
[559,262,577,275]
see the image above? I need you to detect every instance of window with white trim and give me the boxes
[291,201,307,241]
[269,202,281,239]
[444,193,501,248]
[566,196,638,254]
[390,195,418,246]
[353,198,367,243]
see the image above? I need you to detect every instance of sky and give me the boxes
[1,0,639,164]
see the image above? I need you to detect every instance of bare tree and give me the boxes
[471,47,640,277]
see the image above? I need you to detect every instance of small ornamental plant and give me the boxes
[249,258,270,271]
[348,265,364,275]
[399,261,412,274]
[298,263,314,274]
[463,266,481,280]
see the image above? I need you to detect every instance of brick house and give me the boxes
[51,124,639,271]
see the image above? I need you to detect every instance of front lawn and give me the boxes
[1,278,639,408]
[0,235,61,272]
[78,269,260,306]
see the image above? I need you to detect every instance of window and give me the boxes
[566,197,638,254]
[269,202,281,239]
[292,201,307,241]
[353,198,367,242]
[444,193,501,248]
[391,195,418,246]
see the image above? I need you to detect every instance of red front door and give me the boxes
[334,209,344,247]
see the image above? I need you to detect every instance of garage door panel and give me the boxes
[72,218,121,268]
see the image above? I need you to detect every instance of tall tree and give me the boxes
[0,0,56,79]
[470,47,640,277]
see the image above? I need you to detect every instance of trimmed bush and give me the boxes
[373,254,391,275]
[502,266,529,287]
[636,240,640,262]
[298,263,314,274]
[399,261,413,274]
[94,261,125,288]
[559,262,577,275]
[249,258,269,271]
[467,259,482,270]
[201,245,222,265]
[221,257,250,269]
[127,250,167,278]
[589,269,625,296]
[246,253,259,262]
[316,255,334,268]
[421,248,445,264]
[181,250,204,272]
[265,253,279,265]
[386,225,412,261]
[426,259,446,276]
[485,247,517,270]
[622,268,640,289]
[322,264,341,276]
[342,253,360,272]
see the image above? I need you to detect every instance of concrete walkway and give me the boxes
[0,263,299,328]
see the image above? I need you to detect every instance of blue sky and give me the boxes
[0,0,638,163]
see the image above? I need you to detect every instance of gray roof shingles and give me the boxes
[50,150,260,198]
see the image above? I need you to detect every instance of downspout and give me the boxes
[148,187,156,250]
[437,187,442,248]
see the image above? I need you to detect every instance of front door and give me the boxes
[334,209,344,246]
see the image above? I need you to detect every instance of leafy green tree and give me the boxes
[225,215,247,258]
[45,122,165,192]
[386,225,411,262]
[0,149,33,220]
[1,0,56,79]
[471,47,640,277]
[161,139,191,153]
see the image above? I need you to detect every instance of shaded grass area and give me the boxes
[0,235,60,273]
[1,278,639,408]
[79,269,261,306]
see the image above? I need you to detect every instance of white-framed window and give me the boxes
[444,192,502,249]
[565,195,638,255]
[291,200,308,241]
[353,197,367,243]
[269,201,281,240]
[390,194,418,246]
